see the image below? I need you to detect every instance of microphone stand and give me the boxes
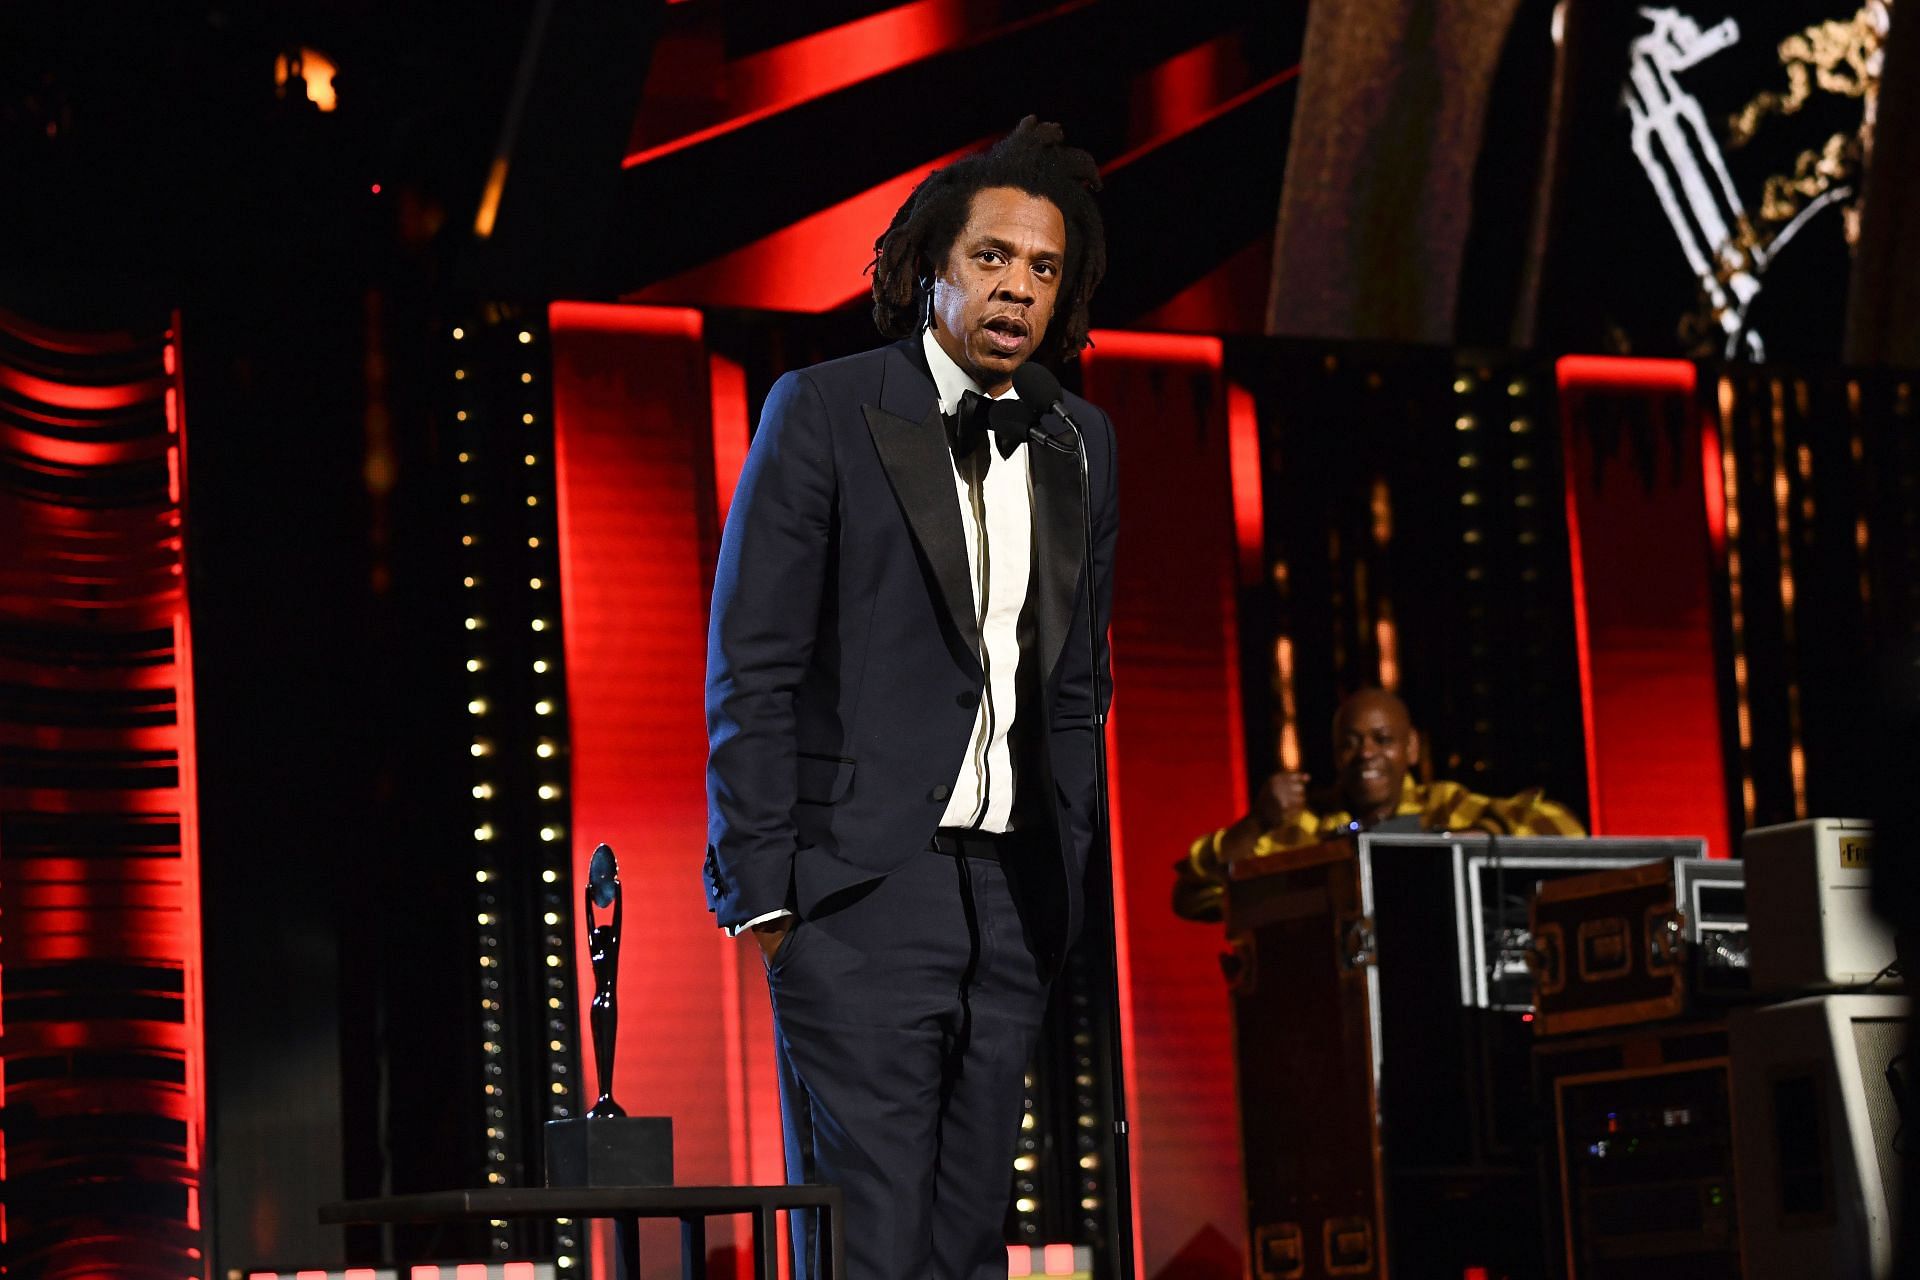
[1062,414,1136,1280]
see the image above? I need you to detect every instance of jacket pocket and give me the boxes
[796,753,855,805]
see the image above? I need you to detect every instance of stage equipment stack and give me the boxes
[1223,832,1695,1279]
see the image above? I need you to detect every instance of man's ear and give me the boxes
[1407,729,1422,767]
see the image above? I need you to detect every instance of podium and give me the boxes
[1223,833,1700,1280]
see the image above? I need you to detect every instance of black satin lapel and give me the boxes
[1029,415,1085,684]
[862,402,983,673]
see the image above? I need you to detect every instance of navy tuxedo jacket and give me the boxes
[704,337,1117,968]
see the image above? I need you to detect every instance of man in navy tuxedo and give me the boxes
[704,118,1116,1280]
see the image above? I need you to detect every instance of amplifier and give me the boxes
[1742,818,1896,992]
[1530,858,1746,1037]
[1729,994,1909,1279]
[1225,833,1697,1279]
[1536,1023,1741,1279]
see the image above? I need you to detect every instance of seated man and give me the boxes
[1174,688,1584,921]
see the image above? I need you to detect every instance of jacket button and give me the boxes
[930,784,951,802]
[956,690,979,710]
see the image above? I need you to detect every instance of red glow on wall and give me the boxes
[1081,331,1245,1279]
[1226,381,1265,586]
[709,354,750,524]
[631,142,984,313]
[1699,407,1728,556]
[1556,356,1731,855]
[550,302,781,1274]
[1105,66,1301,173]
[1560,442,1604,832]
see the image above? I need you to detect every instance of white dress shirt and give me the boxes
[736,330,1035,936]
[921,325,1033,833]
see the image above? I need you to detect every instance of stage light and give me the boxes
[458,451,470,463]
[540,826,560,841]
[533,659,550,674]
[464,576,476,588]
[532,618,548,631]
[467,659,482,672]
[537,742,555,758]
[455,369,466,380]
[525,453,537,465]
[478,913,493,925]
[523,413,536,425]
[453,327,466,340]
[456,411,469,422]
[536,700,553,715]
[530,578,544,590]
[546,954,561,967]
[475,825,494,841]
[274,48,339,112]
[476,870,491,883]
[1510,416,1533,434]
[470,741,491,757]
[522,372,533,384]
[473,783,493,799]
[519,331,534,344]
[460,493,472,505]
[465,617,481,630]
[544,911,560,925]
[528,536,540,548]
[527,495,539,507]
[468,699,487,715]
[1458,452,1479,469]
[542,869,559,883]
[1455,415,1476,431]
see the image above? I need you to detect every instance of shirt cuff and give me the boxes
[727,908,794,937]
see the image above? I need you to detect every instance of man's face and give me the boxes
[927,186,1066,396]
[1333,694,1419,818]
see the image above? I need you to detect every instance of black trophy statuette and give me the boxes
[585,843,624,1118]
[544,844,674,1187]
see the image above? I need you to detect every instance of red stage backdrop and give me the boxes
[0,311,207,1276]
[1081,333,1249,1280]
[550,303,784,1278]
[1556,356,1732,854]
[550,307,1256,1278]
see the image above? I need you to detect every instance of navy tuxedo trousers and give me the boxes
[765,846,1048,1280]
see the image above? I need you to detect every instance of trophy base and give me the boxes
[544,1115,674,1187]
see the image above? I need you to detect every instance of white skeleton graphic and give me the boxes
[1625,8,1854,359]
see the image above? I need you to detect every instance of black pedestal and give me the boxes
[544,1115,674,1187]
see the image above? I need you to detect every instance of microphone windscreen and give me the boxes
[1011,362,1063,408]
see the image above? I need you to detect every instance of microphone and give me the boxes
[1009,363,1082,454]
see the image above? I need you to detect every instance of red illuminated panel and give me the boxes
[0,310,206,1274]
[1081,332,1246,1279]
[1556,356,1731,854]
[549,302,781,1272]
[630,142,984,313]
[628,1,1084,165]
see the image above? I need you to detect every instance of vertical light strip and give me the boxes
[1767,378,1808,818]
[1847,379,1871,609]
[166,313,210,1246]
[1717,376,1757,826]
[1225,383,1265,585]
[1555,388,1602,832]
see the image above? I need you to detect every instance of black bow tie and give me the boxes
[947,389,1027,462]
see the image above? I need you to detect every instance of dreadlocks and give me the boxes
[868,116,1106,368]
